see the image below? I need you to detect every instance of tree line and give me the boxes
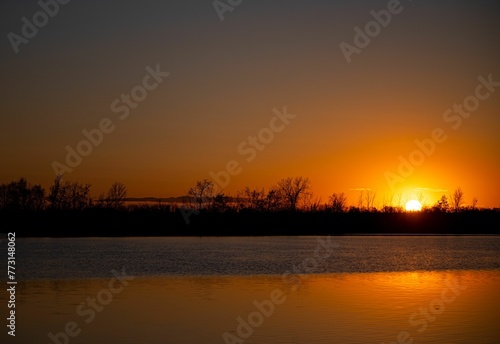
[185,178,484,214]
[0,176,127,212]
[0,176,489,214]
[1,177,498,236]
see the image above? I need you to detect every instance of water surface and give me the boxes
[3,236,499,343]
[14,236,500,278]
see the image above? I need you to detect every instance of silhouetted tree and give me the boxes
[277,177,310,211]
[303,192,323,211]
[48,175,63,209]
[381,205,397,213]
[452,187,464,212]
[348,205,361,213]
[329,192,347,213]
[471,196,479,210]
[264,187,285,211]
[381,193,393,210]
[48,176,91,211]
[210,192,228,212]
[0,184,7,208]
[29,184,46,211]
[433,195,450,212]
[237,187,265,211]
[364,190,377,211]
[69,182,91,210]
[0,178,46,211]
[187,179,214,210]
[107,182,127,210]
[417,192,426,207]
[94,193,107,209]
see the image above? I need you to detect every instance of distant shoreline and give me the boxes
[4,230,500,239]
[4,209,499,237]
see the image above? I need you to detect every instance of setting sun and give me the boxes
[405,200,422,212]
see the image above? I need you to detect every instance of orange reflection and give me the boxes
[14,270,500,343]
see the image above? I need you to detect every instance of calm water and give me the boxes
[3,236,500,343]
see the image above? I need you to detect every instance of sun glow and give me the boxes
[405,200,422,212]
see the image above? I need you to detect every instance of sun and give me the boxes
[405,200,422,212]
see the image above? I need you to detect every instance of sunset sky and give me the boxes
[1,0,499,207]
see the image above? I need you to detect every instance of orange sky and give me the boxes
[1,1,499,207]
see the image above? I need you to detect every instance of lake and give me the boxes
[4,236,500,343]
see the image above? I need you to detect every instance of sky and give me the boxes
[1,0,499,207]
